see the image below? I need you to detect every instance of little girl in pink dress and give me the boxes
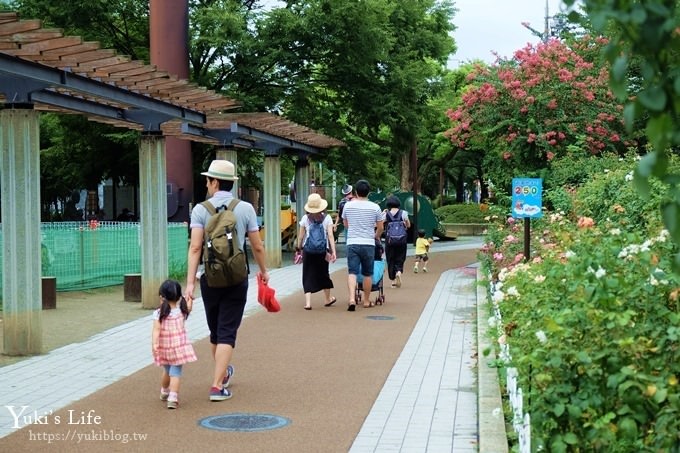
[152,280,197,409]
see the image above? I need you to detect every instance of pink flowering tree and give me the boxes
[446,36,634,191]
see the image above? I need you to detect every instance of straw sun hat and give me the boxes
[201,160,239,181]
[304,193,328,213]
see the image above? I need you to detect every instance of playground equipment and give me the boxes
[259,208,299,251]
[378,191,454,241]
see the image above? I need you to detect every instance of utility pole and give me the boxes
[522,0,552,43]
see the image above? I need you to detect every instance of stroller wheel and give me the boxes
[378,295,385,305]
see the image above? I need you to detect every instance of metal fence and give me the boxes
[1,222,188,292]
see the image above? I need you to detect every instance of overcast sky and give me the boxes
[450,0,565,67]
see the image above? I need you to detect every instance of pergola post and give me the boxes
[295,157,311,219]
[263,154,282,268]
[1,108,42,355]
[139,135,168,309]
[216,147,238,196]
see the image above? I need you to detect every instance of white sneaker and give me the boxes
[395,272,402,288]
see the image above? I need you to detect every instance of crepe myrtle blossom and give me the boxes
[492,289,505,303]
[506,286,520,297]
[535,330,548,344]
[534,274,546,283]
[507,217,516,224]
[625,171,634,182]
[609,228,621,236]
[493,252,504,261]
[564,250,576,259]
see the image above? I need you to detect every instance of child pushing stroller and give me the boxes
[356,239,386,306]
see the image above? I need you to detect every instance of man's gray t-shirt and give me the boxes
[190,191,260,242]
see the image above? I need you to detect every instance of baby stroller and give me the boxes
[356,239,386,306]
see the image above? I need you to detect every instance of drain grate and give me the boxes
[198,413,290,432]
[365,315,395,320]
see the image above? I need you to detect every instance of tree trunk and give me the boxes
[439,167,445,200]
[400,152,410,191]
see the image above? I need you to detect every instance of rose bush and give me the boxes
[480,156,680,451]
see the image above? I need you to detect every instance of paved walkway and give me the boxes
[1,238,499,452]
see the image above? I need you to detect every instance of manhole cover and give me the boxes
[365,315,395,320]
[198,413,290,432]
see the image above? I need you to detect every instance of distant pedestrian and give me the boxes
[297,193,337,310]
[334,184,355,243]
[342,179,384,310]
[152,279,197,409]
[383,195,410,288]
[413,229,432,273]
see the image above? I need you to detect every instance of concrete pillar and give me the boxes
[1,108,42,355]
[216,148,238,196]
[295,158,310,218]
[139,135,168,309]
[263,155,282,268]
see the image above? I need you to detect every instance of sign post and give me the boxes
[511,178,543,261]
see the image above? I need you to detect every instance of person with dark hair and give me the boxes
[383,195,411,288]
[185,160,269,402]
[152,279,196,409]
[341,179,384,310]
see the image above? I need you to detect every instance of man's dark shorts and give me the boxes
[347,244,375,277]
[200,276,248,347]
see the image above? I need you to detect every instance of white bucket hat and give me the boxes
[201,160,239,181]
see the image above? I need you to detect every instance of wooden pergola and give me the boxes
[0,12,344,355]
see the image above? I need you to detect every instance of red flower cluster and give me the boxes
[446,36,632,168]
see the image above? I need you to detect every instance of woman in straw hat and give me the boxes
[296,193,337,310]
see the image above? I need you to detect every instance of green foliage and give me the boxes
[251,0,456,188]
[434,203,487,223]
[564,0,680,266]
[480,160,680,450]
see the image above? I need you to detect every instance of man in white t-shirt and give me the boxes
[342,179,384,311]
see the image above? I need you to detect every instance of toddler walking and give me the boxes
[152,279,197,409]
[413,229,432,273]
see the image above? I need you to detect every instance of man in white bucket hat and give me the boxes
[185,159,269,402]
[333,183,354,242]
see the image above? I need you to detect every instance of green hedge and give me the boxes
[434,203,488,223]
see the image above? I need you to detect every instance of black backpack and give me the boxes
[385,209,408,245]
